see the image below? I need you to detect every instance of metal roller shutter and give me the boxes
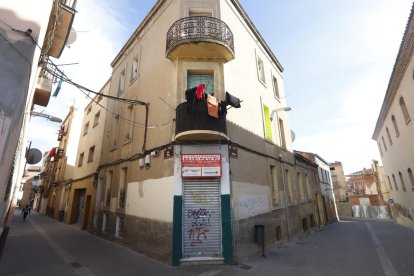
[183,179,222,258]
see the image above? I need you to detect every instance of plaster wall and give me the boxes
[72,82,110,179]
[125,176,174,222]
[220,0,292,151]
[377,52,414,210]
[0,1,53,219]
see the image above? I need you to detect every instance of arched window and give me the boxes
[399,171,406,192]
[387,176,393,190]
[381,136,387,151]
[392,174,398,191]
[399,97,411,124]
[408,168,414,191]
[386,127,392,145]
[391,115,399,136]
[378,142,383,156]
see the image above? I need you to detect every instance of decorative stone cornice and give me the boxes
[372,3,414,139]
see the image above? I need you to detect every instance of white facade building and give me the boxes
[372,4,414,229]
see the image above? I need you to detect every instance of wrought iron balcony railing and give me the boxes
[175,101,228,141]
[166,16,234,61]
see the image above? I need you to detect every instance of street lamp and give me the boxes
[270,106,291,121]
[31,111,62,123]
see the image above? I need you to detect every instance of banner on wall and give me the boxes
[181,154,222,178]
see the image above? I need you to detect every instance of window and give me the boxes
[399,171,406,192]
[306,174,312,200]
[391,115,399,136]
[86,105,92,115]
[270,166,279,205]
[118,167,127,209]
[378,142,383,156]
[392,174,398,191]
[118,70,125,94]
[257,56,266,84]
[96,95,103,104]
[408,168,414,191]
[112,115,120,148]
[285,169,293,203]
[381,136,387,151]
[83,122,89,135]
[131,57,138,81]
[93,111,100,127]
[78,153,84,167]
[320,169,324,182]
[387,176,393,190]
[279,118,286,148]
[272,76,280,99]
[124,105,133,142]
[187,73,214,95]
[87,146,95,163]
[399,97,411,124]
[105,171,113,208]
[263,104,272,140]
[297,172,304,202]
[386,127,392,145]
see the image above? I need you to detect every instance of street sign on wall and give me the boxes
[181,154,221,178]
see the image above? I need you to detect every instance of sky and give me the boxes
[28,0,413,174]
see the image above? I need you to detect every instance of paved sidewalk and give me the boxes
[1,211,414,275]
[0,211,232,276]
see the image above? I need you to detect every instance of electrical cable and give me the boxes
[0,18,172,130]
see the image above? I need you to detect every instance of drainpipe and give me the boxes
[280,155,291,241]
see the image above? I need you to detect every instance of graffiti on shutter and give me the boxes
[183,179,222,258]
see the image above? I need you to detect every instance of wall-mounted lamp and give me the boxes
[270,106,291,121]
[31,111,63,123]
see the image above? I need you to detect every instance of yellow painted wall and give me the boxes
[65,177,96,231]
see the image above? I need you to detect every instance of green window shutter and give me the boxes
[187,74,214,95]
[263,104,272,140]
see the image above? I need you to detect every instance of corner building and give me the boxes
[97,0,313,265]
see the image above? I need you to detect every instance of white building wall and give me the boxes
[221,0,292,150]
[0,0,53,222]
[377,51,414,210]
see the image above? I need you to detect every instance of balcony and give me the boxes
[33,76,52,107]
[166,16,234,62]
[175,101,228,141]
[45,2,76,58]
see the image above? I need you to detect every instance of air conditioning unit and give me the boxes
[145,155,151,168]
[138,158,144,167]
[151,150,160,157]
[33,76,52,107]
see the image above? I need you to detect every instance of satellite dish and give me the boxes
[291,130,296,143]
[26,148,42,164]
[67,27,77,45]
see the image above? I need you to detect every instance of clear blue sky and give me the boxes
[29,0,412,174]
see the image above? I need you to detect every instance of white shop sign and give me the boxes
[182,154,222,178]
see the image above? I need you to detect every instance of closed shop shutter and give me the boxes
[183,179,222,258]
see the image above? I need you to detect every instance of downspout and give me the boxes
[142,103,149,153]
[280,156,291,241]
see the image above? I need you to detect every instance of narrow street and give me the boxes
[1,211,414,276]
